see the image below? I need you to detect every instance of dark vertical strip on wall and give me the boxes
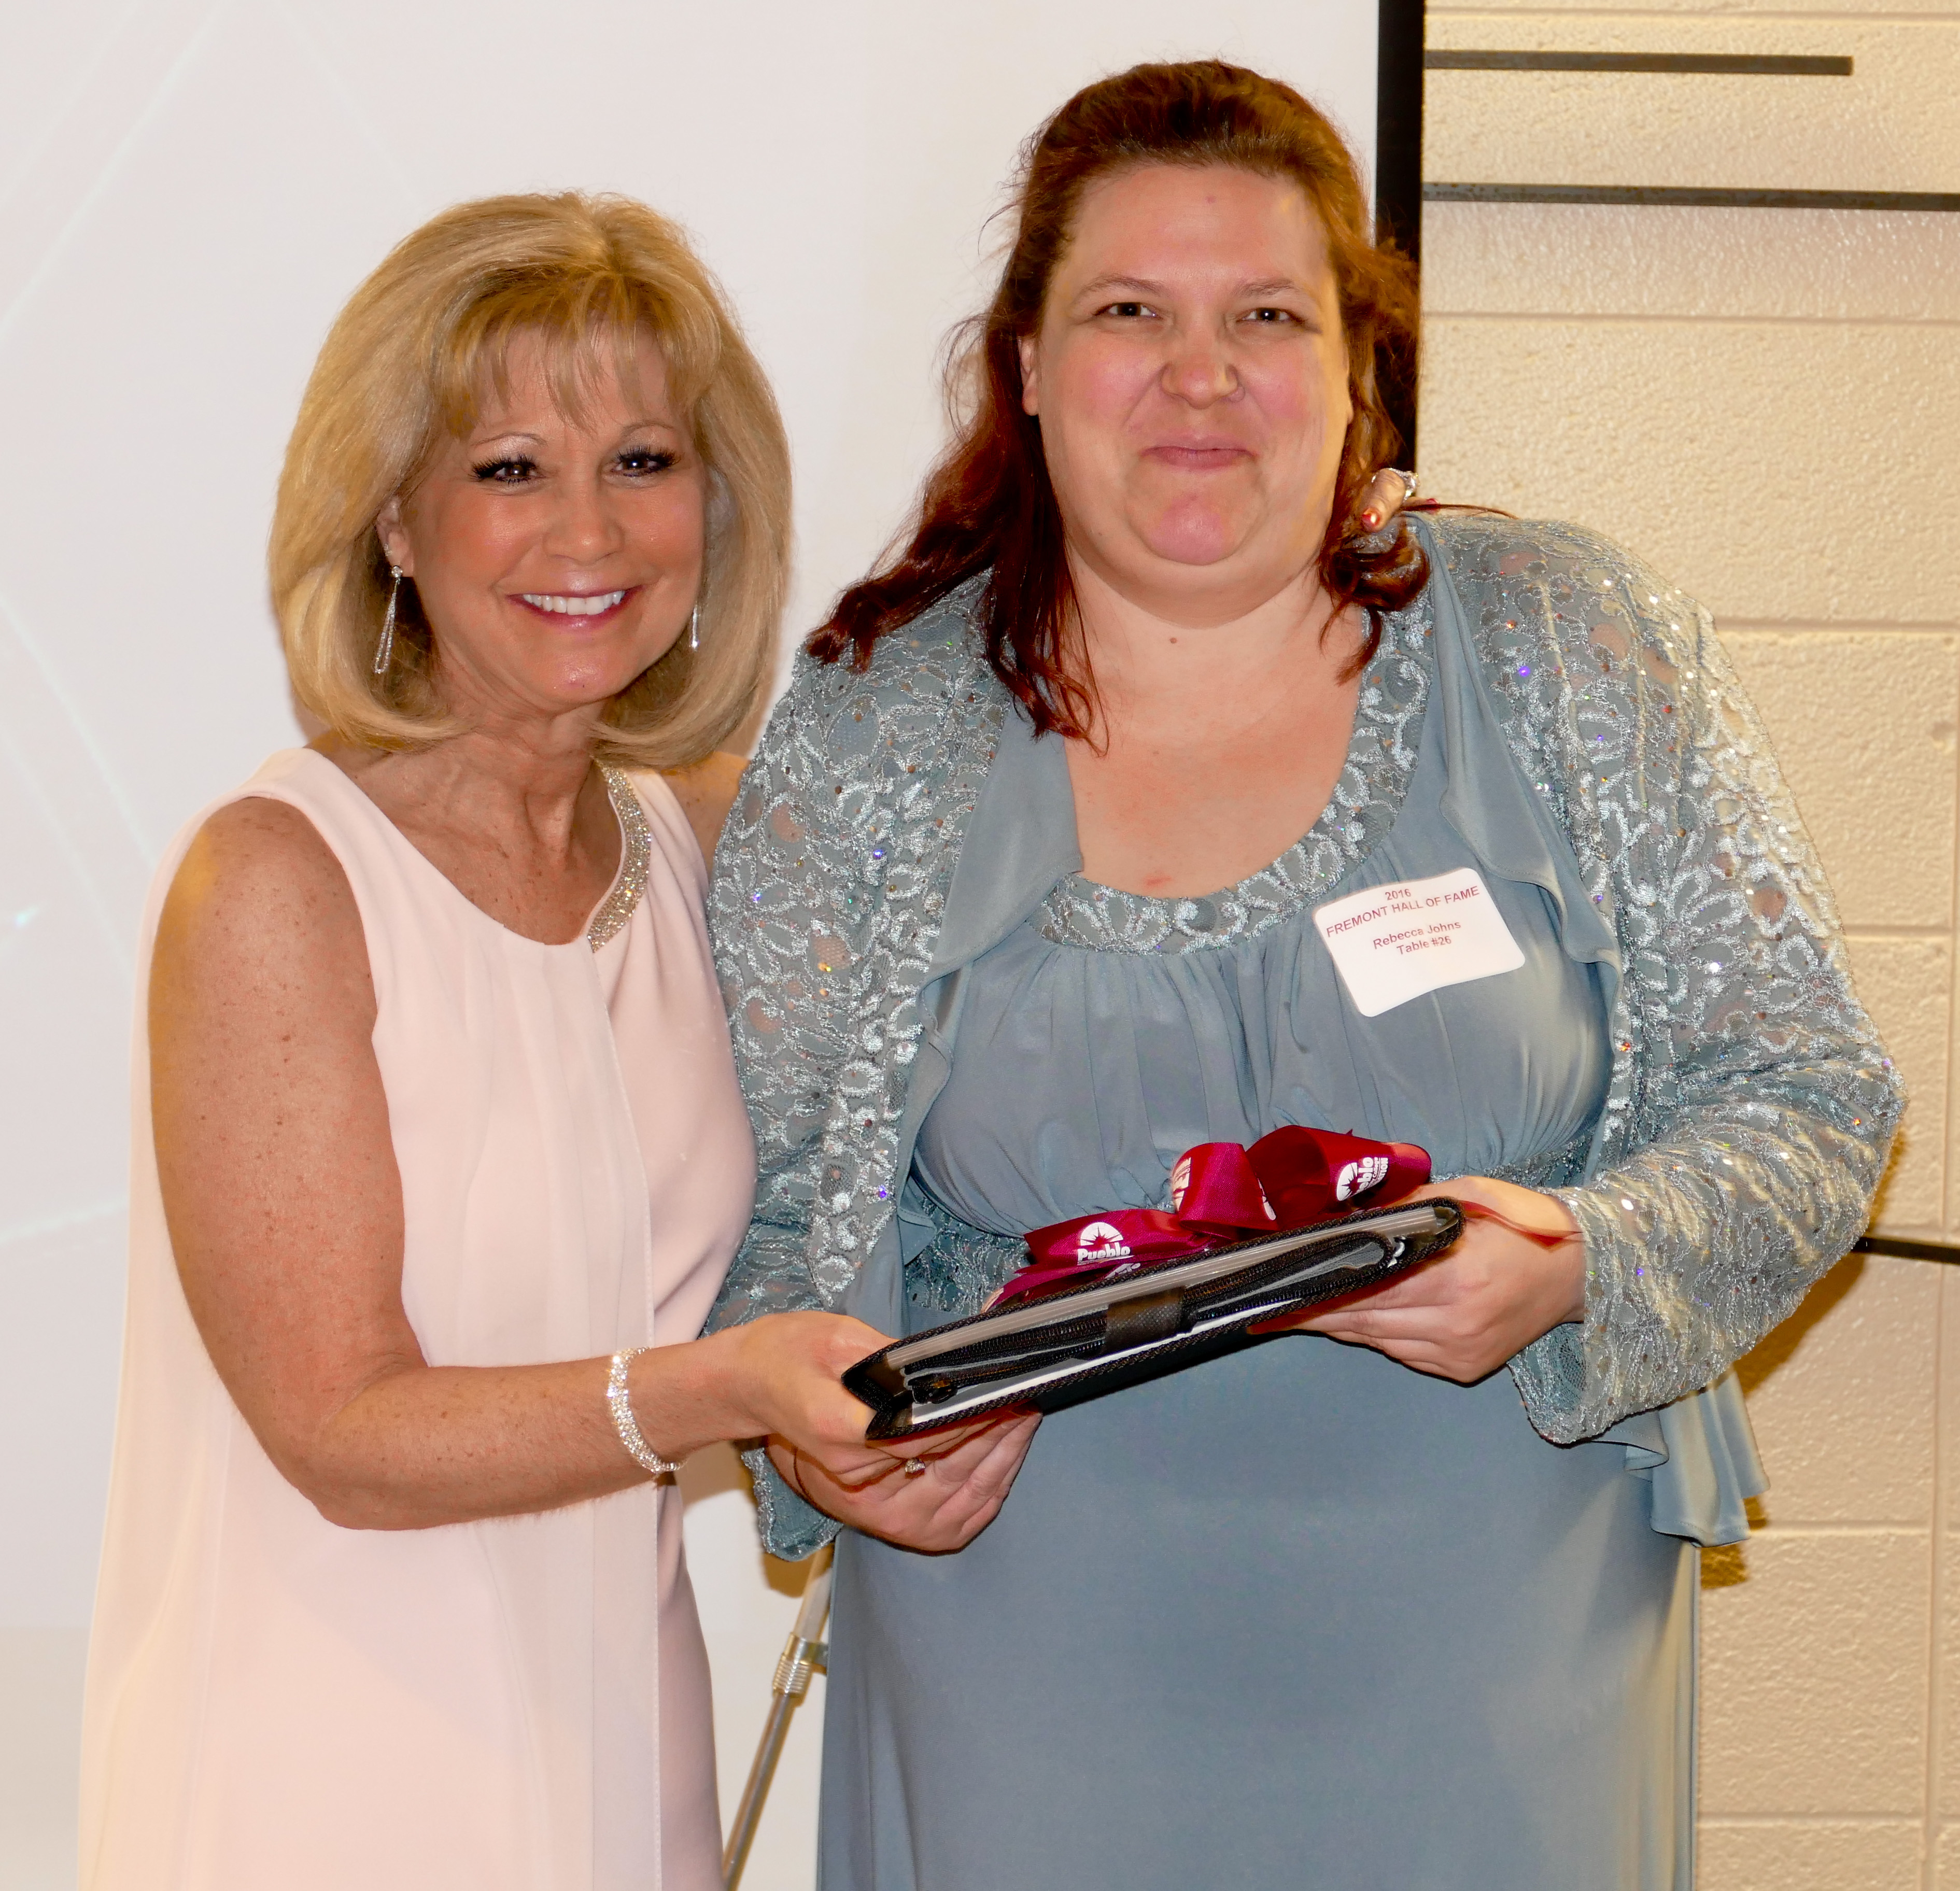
[1375,0,1426,465]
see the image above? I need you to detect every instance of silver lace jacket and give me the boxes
[708,513,1902,1557]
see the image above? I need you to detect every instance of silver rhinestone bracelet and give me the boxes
[607,1346,680,1478]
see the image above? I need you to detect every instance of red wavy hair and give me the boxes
[809,60,1427,736]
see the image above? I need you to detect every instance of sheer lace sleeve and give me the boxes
[702,661,882,1559]
[706,604,1003,1557]
[705,663,864,1326]
[1451,521,1905,1442]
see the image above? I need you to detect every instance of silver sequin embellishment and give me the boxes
[587,765,652,951]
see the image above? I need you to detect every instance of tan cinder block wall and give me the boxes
[1420,5,1960,1885]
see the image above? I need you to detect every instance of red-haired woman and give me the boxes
[711,63,1897,1889]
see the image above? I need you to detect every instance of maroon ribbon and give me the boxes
[992,1127,1431,1309]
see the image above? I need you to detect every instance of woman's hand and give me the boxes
[1357,465,1418,534]
[766,1413,1040,1555]
[707,1312,1040,1554]
[1262,1177,1585,1383]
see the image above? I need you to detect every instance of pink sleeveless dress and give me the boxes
[79,748,755,1891]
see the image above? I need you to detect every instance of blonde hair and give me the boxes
[270,192,791,767]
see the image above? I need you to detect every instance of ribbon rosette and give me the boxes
[993,1127,1431,1309]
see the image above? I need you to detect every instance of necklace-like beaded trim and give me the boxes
[587,766,652,950]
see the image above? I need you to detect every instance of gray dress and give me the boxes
[819,597,1696,1888]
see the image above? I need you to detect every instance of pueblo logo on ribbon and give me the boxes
[994,1127,1430,1308]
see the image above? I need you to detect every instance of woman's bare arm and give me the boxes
[150,797,1030,1544]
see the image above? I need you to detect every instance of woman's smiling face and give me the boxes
[1019,162,1353,624]
[377,328,706,724]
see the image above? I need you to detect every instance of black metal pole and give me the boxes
[1375,0,1426,467]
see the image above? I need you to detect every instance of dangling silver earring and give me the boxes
[374,566,403,675]
[688,605,700,653]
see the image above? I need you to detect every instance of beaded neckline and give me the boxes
[1035,596,1433,955]
[587,766,652,950]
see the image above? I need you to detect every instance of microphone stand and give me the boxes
[721,1542,834,1888]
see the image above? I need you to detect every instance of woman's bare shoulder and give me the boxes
[170,796,351,916]
[659,751,749,867]
[155,797,371,1023]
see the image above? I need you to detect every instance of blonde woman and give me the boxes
[76,193,1036,1891]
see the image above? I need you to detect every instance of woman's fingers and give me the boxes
[1258,1177,1585,1383]
[740,1307,1043,1547]
[908,1412,1040,1503]
[722,1308,899,1449]
[1250,1243,1466,1338]
[1295,1298,1502,1381]
[1405,1174,1580,1245]
[822,1410,1035,1499]
[886,1413,1041,1545]
[770,1411,1042,1553]
[1356,464,1416,533]
[802,1408,1013,1485]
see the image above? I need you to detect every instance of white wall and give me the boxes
[1422,5,1958,1884]
[0,7,1376,1886]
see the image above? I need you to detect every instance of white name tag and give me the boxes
[1313,868,1525,1018]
